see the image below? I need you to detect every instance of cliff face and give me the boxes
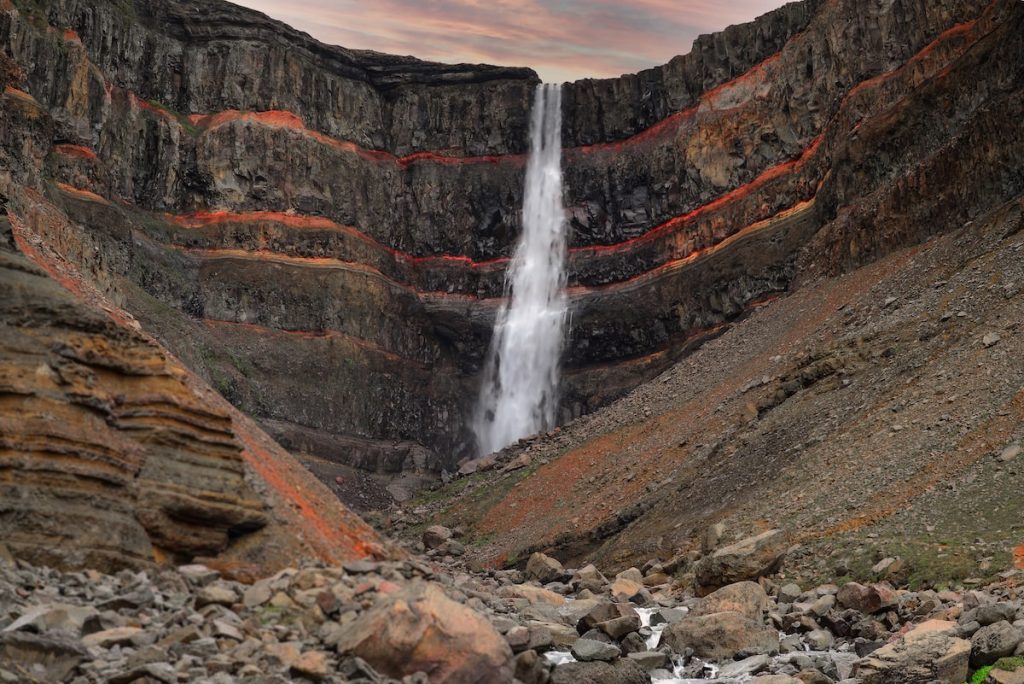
[1,0,1022,481]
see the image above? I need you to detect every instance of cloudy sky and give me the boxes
[233,0,787,83]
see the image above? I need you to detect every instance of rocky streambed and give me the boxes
[2,528,1023,684]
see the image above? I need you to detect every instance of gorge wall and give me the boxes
[2,0,1022,480]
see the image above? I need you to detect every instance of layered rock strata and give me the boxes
[0,180,383,571]
[1,0,1020,471]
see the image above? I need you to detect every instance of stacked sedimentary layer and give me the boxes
[1,0,1022,469]
[0,145,382,569]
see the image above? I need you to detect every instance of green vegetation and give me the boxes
[970,666,993,684]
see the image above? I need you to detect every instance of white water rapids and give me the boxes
[474,83,568,456]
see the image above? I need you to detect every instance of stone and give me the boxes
[809,594,836,617]
[779,583,803,604]
[608,578,644,603]
[983,332,1002,348]
[514,650,549,684]
[3,604,99,636]
[702,522,727,553]
[578,602,639,634]
[719,654,771,678]
[872,557,897,573]
[971,621,1023,667]
[663,611,780,660]
[694,529,787,594]
[836,582,897,614]
[999,444,1022,463]
[571,638,621,662]
[0,631,88,682]
[615,568,643,584]
[82,627,143,649]
[641,572,670,587]
[291,651,331,681]
[422,525,453,550]
[243,581,274,608]
[527,553,566,584]
[598,614,641,640]
[854,620,970,683]
[625,651,667,670]
[197,584,238,607]
[505,626,530,652]
[550,659,649,684]
[178,564,221,586]
[574,565,609,593]
[333,581,514,683]
[806,629,834,650]
[692,581,770,620]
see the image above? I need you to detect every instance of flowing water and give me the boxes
[474,83,568,456]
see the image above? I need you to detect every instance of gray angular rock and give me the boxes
[971,621,1023,667]
[550,659,649,684]
[571,638,621,662]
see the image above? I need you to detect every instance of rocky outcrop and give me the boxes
[0,187,383,572]
[1,0,1022,477]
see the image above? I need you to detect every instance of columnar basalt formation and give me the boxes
[1,0,1022,478]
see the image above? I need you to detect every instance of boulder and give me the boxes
[578,602,640,635]
[836,582,897,614]
[571,638,621,662]
[333,581,514,683]
[663,611,780,660]
[609,578,644,603]
[691,581,770,620]
[527,553,567,584]
[971,621,1023,667]
[694,529,787,595]
[550,659,649,684]
[574,565,608,593]
[0,631,88,682]
[625,651,668,670]
[422,525,453,550]
[854,619,970,683]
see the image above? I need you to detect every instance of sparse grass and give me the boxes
[994,657,1024,672]
[143,98,200,136]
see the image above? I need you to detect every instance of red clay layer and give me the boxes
[54,144,98,161]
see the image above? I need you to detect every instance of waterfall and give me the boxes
[474,83,568,456]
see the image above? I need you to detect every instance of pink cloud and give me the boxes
[232,0,787,82]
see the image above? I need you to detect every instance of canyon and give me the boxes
[1,0,1024,681]
[7,0,1020,483]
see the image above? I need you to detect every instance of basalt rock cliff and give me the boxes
[2,0,1023,502]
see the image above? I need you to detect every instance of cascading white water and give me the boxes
[474,83,568,456]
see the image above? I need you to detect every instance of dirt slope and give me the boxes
[411,195,1024,588]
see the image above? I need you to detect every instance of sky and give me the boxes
[233,0,788,83]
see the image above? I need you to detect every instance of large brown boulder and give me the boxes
[854,620,970,684]
[691,581,770,620]
[836,582,898,614]
[333,581,515,683]
[527,552,567,584]
[694,530,788,595]
[662,611,780,660]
